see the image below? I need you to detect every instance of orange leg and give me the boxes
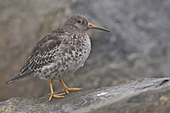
[59,79,83,94]
[48,79,66,101]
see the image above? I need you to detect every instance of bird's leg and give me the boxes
[49,79,66,101]
[59,79,83,94]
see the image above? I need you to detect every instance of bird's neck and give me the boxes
[52,26,87,38]
[62,24,87,34]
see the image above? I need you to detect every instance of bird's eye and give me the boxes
[77,20,81,23]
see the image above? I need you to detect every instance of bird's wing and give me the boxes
[20,34,62,74]
[6,33,63,83]
[20,35,62,75]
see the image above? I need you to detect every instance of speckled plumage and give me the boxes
[7,15,92,82]
[35,33,91,80]
[6,14,109,101]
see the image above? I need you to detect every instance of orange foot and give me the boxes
[49,93,66,101]
[60,79,83,94]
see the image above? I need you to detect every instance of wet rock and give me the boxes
[0,78,170,113]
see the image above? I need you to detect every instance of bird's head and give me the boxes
[63,14,110,33]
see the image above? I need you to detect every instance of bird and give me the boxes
[6,14,110,101]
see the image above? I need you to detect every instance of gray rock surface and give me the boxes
[0,78,170,113]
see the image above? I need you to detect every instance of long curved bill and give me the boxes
[88,23,110,32]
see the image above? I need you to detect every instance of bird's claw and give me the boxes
[49,93,66,101]
[63,87,84,94]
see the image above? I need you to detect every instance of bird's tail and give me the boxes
[6,73,29,84]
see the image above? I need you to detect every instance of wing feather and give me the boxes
[20,34,62,74]
[6,28,69,84]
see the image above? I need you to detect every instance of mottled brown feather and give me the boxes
[6,14,109,84]
[21,34,62,74]
[6,32,63,83]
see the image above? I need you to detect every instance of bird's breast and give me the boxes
[57,34,91,74]
[37,34,91,80]
[61,34,91,70]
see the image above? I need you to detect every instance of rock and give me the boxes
[1,0,170,103]
[1,78,170,113]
